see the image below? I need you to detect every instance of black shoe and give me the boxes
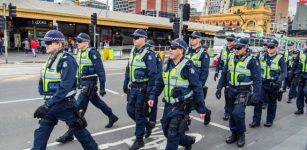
[223,113,230,121]
[185,136,196,150]
[226,134,237,144]
[56,128,74,143]
[204,109,211,125]
[129,138,144,150]
[105,114,119,128]
[249,122,260,128]
[237,134,245,147]
[264,122,273,127]
[287,98,293,103]
[294,109,304,115]
[145,121,155,138]
[262,104,267,109]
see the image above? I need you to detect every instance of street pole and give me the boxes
[179,0,183,39]
[94,25,96,48]
[2,2,8,64]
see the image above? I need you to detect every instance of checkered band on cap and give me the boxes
[42,30,65,41]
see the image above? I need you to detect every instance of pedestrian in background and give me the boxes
[22,38,30,55]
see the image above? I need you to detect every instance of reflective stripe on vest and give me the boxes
[128,47,149,83]
[163,58,192,104]
[299,53,307,72]
[228,53,253,86]
[76,48,93,78]
[41,53,64,93]
[185,48,203,68]
[260,54,282,79]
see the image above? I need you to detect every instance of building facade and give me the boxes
[292,1,307,30]
[198,1,272,33]
[113,0,129,13]
[80,0,108,10]
[203,0,230,15]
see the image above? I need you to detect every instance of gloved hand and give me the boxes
[249,95,259,106]
[33,104,49,119]
[214,72,219,81]
[99,88,106,97]
[123,85,128,94]
[215,89,222,100]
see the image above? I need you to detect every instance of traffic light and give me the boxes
[0,17,4,29]
[89,24,94,35]
[182,4,190,21]
[170,17,180,37]
[8,3,17,20]
[182,25,189,43]
[91,13,97,25]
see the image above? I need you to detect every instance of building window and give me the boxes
[247,21,256,27]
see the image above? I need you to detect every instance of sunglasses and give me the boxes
[227,39,234,42]
[190,37,198,40]
[133,36,141,40]
[170,46,181,50]
[77,40,83,43]
[45,41,53,45]
[235,47,243,50]
[268,45,275,49]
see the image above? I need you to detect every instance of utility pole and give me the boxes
[2,2,8,64]
[179,0,183,39]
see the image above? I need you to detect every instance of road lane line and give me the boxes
[0,98,42,105]
[105,89,120,95]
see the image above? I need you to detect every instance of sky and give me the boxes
[55,0,297,15]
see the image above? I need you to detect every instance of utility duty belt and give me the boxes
[44,90,77,101]
[81,74,97,81]
[129,82,147,89]
[229,85,251,90]
[262,79,276,84]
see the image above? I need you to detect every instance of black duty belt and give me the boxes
[229,85,251,90]
[129,82,147,89]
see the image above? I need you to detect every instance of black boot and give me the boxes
[237,133,245,147]
[226,134,237,144]
[264,122,273,127]
[105,114,119,128]
[185,136,196,150]
[204,109,211,125]
[262,103,267,109]
[56,128,74,143]
[223,113,229,121]
[145,121,155,138]
[129,138,144,150]
[249,122,260,128]
[294,109,304,115]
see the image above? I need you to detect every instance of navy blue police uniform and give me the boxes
[216,38,261,147]
[156,38,206,150]
[32,30,98,149]
[251,39,287,128]
[123,29,158,150]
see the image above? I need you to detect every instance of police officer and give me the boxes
[258,41,269,109]
[32,30,98,149]
[186,31,211,125]
[144,40,162,133]
[250,39,287,128]
[214,34,236,121]
[153,38,206,150]
[216,38,261,147]
[291,47,307,115]
[56,33,118,143]
[282,42,298,103]
[123,29,158,150]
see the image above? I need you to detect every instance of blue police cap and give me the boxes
[145,40,155,47]
[267,39,279,46]
[226,34,236,41]
[130,29,148,38]
[42,30,65,42]
[190,31,202,38]
[170,38,188,51]
[287,42,294,46]
[235,38,249,47]
[75,33,90,42]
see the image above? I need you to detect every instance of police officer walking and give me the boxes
[32,30,98,149]
[216,38,261,147]
[56,33,118,143]
[282,42,298,103]
[291,47,307,115]
[154,38,206,150]
[123,29,158,150]
[214,34,236,121]
[250,39,287,128]
[185,31,211,125]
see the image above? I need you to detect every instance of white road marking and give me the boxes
[106,89,120,95]
[0,98,42,105]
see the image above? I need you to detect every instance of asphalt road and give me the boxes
[0,60,307,150]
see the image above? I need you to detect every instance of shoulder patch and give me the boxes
[148,55,152,60]
[190,68,195,74]
[62,61,68,68]
[93,54,97,60]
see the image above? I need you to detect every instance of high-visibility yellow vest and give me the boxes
[163,58,193,104]
[185,48,204,68]
[128,47,149,83]
[260,54,282,79]
[299,53,307,72]
[228,53,253,86]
